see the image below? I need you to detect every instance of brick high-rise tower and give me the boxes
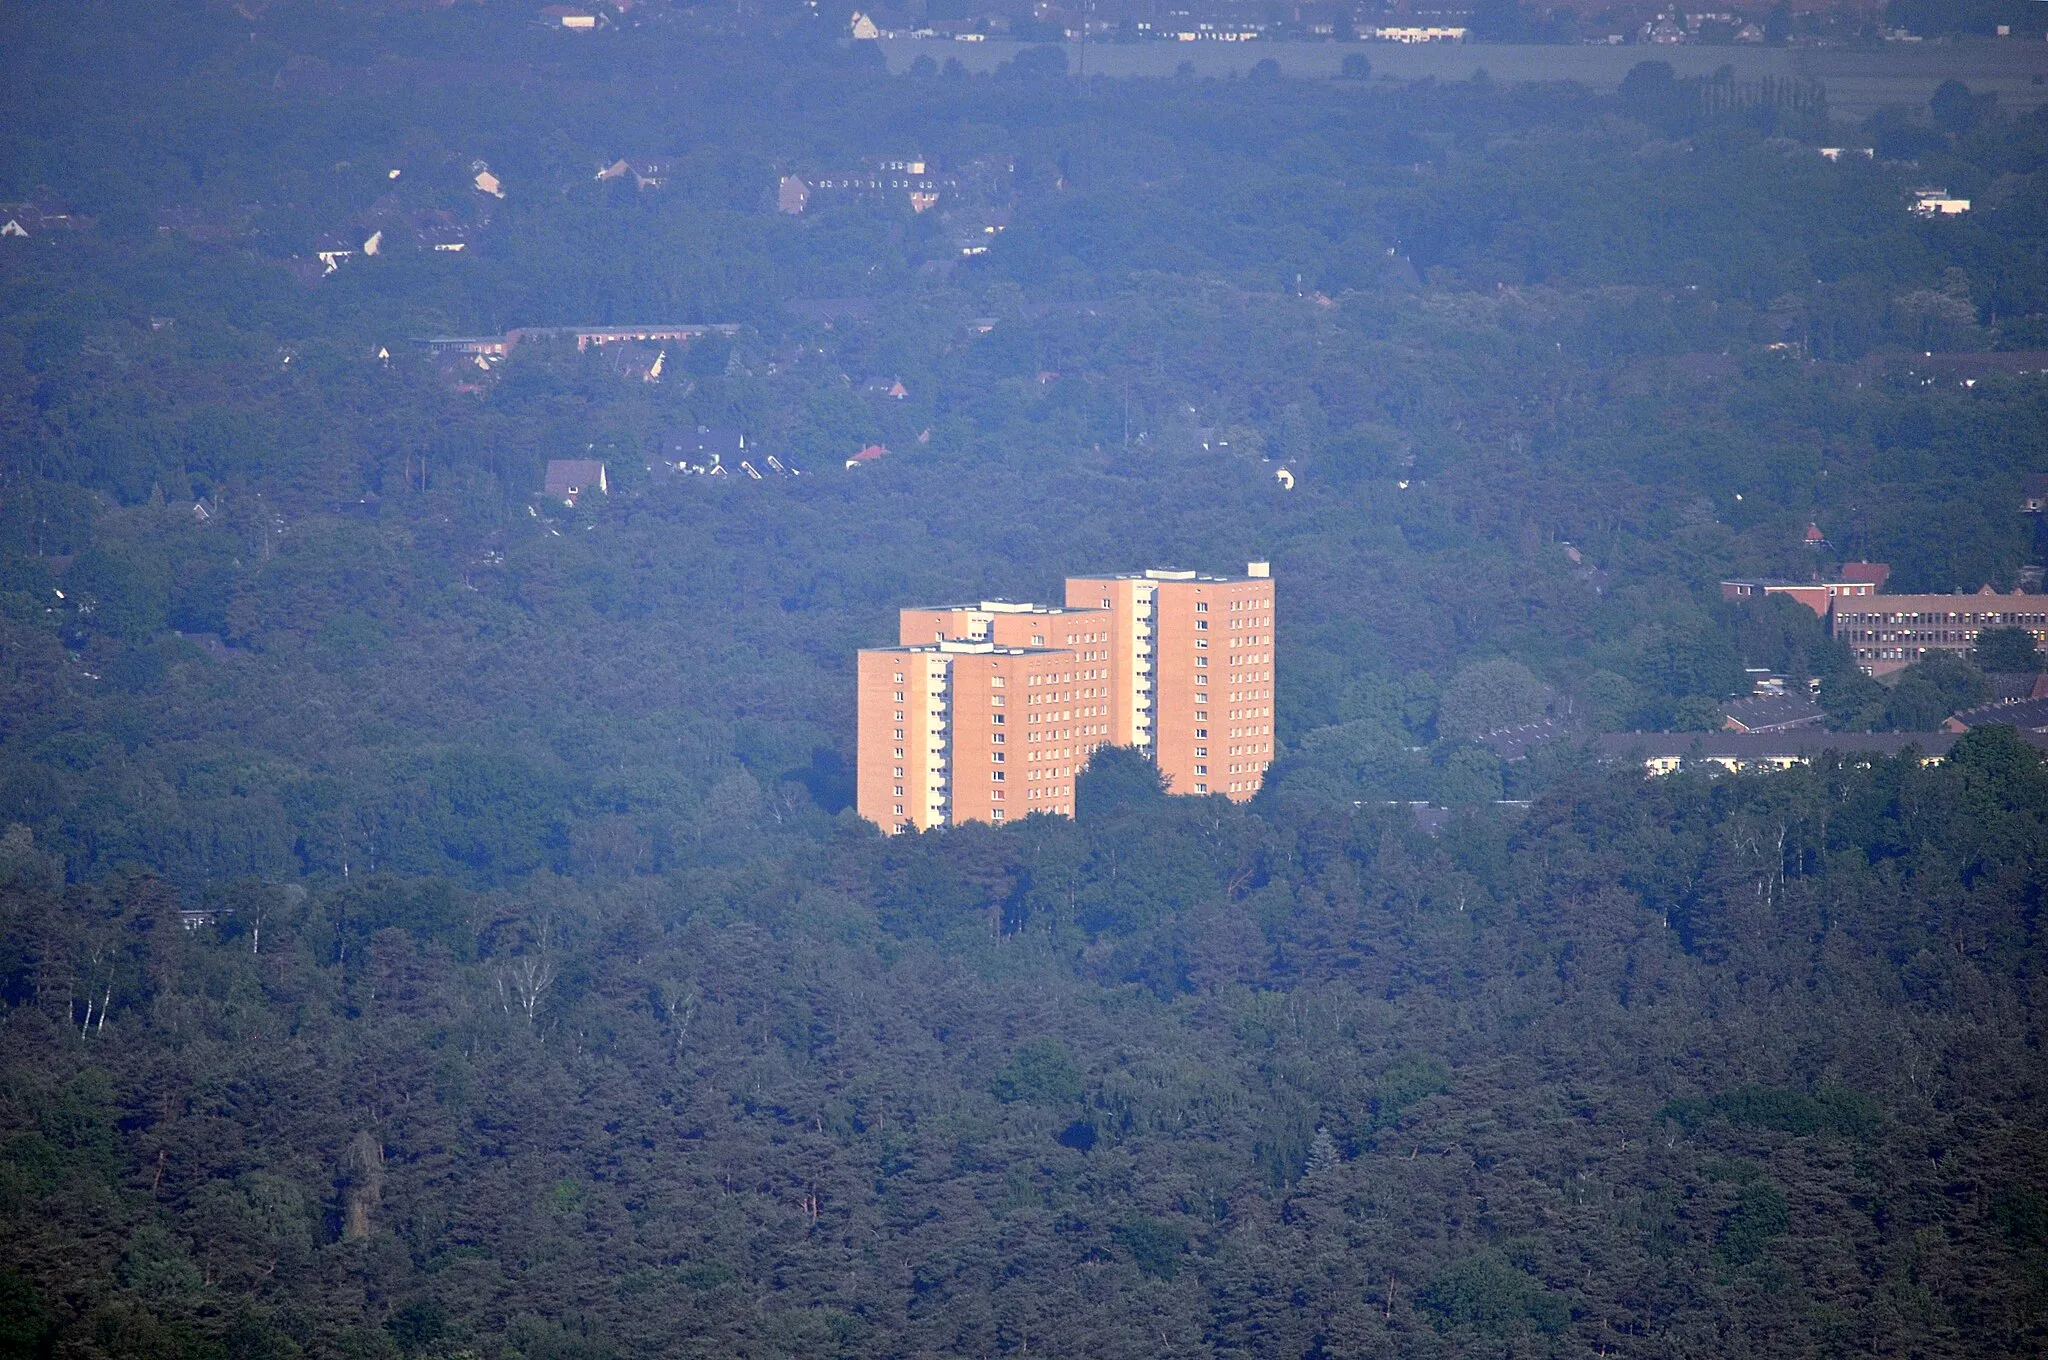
[856,563,1274,831]
[1065,564,1275,799]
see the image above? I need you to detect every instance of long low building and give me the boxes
[1830,587,2048,677]
[1596,727,2048,776]
[410,324,740,357]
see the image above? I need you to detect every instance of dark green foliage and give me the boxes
[1004,45,1067,80]
[1436,659,1545,739]
[1974,627,2044,674]
[1075,746,1167,818]
[1718,1181,1791,1265]
[1826,655,1991,732]
[0,751,2045,1355]
[0,1271,51,1360]
[1993,1189,2048,1251]
[1416,1253,1568,1336]
[989,1036,1083,1105]
[1113,1214,1187,1279]
[1886,654,1992,731]
[1663,1085,1881,1139]
[1371,1054,1451,1130]
[384,1300,448,1354]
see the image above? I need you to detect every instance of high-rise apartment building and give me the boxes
[856,563,1276,832]
[1066,564,1275,799]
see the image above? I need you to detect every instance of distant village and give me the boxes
[818,0,1989,48]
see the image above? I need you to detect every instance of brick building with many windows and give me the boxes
[1830,586,2048,676]
[856,564,1275,832]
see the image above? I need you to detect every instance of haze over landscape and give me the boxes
[3,1,2048,1357]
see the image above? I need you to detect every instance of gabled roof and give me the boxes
[1722,695,1824,734]
[1948,695,2048,734]
[544,458,607,496]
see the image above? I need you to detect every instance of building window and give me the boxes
[1195,620,1208,630]
[1196,602,1208,612]
[992,809,1005,821]
[1195,782,1208,794]
[993,771,1005,781]
[1194,764,1207,775]
[1194,746,1207,757]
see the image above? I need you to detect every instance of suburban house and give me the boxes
[596,158,667,189]
[845,444,888,469]
[668,427,745,472]
[0,195,92,237]
[544,459,608,504]
[313,235,354,275]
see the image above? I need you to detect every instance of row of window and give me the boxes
[1836,615,2047,628]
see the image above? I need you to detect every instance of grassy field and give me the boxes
[876,37,2048,119]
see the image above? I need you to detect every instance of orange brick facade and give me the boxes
[1145,572,1276,799]
[858,565,1275,831]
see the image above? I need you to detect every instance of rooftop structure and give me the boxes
[1722,694,1825,734]
[1720,565,1890,618]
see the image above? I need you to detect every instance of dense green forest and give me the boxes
[7,735,2048,1357]
[2,2,2048,1356]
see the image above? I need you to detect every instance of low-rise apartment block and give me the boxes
[856,564,1275,832]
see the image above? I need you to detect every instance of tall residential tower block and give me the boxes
[856,564,1275,832]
